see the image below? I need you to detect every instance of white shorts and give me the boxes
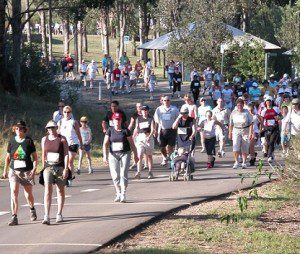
[89,73,96,79]
[215,126,225,141]
[149,82,155,92]
[205,80,212,88]
[232,129,250,153]
[135,133,154,156]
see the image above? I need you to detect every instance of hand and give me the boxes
[62,169,69,179]
[249,133,254,141]
[134,154,139,164]
[153,130,157,138]
[103,157,108,165]
[28,169,36,179]
[2,171,8,179]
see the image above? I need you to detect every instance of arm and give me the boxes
[102,135,110,164]
[128,117,135,131]
[3,153,11,179]
[228,124,233,140]
[190,119,196,140]
[41,137,46,169]
[29,152,38,178]
[172,115,182,129]
[133,118,139,139]
[62,138,69,179]
[102,120,108,134]
[74,121,83,147]
[127,136,138,163]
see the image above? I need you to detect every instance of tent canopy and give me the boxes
[138,24,280,51]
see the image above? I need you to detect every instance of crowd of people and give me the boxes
[2,62,300,227]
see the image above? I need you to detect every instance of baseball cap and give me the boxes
[141,105,149,111]
[252,82,258,87]
[112,112,122,120]
[180,107,189,114]
[200,97,206,102]
[282,81,287,86]
[292,98,299,104]
[45,120,57,129]
[264,95,273,102]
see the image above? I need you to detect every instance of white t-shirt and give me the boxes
[79,63,88,73]
[202,119,217,138]
[212,107,230,125]
[281,115,290,134]
[203,70,213,81]
[129,70,137,80]
[58,118,79,146]
[87,63,98,73]
[290,109,300,135]
[198,105,212,125]
[222,89,233,102]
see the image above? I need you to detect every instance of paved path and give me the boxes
[0,78,277,254]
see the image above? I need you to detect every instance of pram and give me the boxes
[169,144,195,181]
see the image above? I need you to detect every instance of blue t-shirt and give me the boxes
[102,58,107,68]
[269,81,278,88]
[244,79,256,92]
[249,87,261,101]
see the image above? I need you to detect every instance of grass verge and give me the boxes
[100,179,300,254]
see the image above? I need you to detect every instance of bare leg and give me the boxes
[23,185,34,209]
[44,184,53,217]
[10,181,20,215]
[56,185,65,215]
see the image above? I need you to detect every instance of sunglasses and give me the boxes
[58,105,64,108]
[47,127,56,129]
[80,121,87,123]
[16,127,25,131]
[164,99,170,101]
[64,111,71,113]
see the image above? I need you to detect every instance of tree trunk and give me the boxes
[48,0,53,61]
[78,21,83,69]
[62,16,70,54]
[83,25,88,52]
[25,0,31,44]
[11,0,22,95]
[139,2,149,61]
[100,7,110,55]
[74,20,78,73]
[138,5,143,60]
[0,0,6,69]
[131,37,136,56]
[40,11,48,59]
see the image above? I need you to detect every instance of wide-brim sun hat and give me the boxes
[45,120,57,129]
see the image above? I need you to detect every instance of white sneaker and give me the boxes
[200,148,205,153]
[67,180,72,187]
[268,157,273,163]
[88,168,93,174]
[221,150,226,157]
[232,162,239,169]
[56,214,63,223]
[242,163,247,169]
[160,159,167,166]
[42,215,50,225]
[114,193,121,202]
[120,194,126,203]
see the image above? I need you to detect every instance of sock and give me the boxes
[30,207,35,211]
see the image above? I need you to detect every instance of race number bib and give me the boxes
[177,78,182,82]
[47,152,60,164]
[116,74,120,78]
[178,127,187,135]
[14,160,26,169]
[111,142,123,152]
[162,114,171,121]
[139,122,149,129]
[109,120,114,127]
[238,91,243,96]
[267,119,275,126]
[194,83,199,87]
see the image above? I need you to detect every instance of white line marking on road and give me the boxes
[61,202,192,206]
[21,203,43,207]
[0,211,10,216]
[80,189,100,193]
[53,195,71,199]
[0,243,102,247]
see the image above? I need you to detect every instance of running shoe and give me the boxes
[160,159,167,166]
[143,164,148,170]
[129,163,136,169]
[200,148,205,153]
[30,208,37,221]
[221,150,226,157]
[268,157,273,163]
[242,163,247,169]
[114,194,121,202]
[88,168,94,174]
[42,216,50,225]
[76,169,81,175]
[217,151,222,158]
[134,172,141,180]
[56,214,64,223]
[207,162,212,169]
[67,179,72,187]
[120,194,126,203]
[8,215,18,226]
[232,162,239,169]
[148,172,154,179]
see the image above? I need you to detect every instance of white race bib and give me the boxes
[139,122,149,129]
[116,74,120,78]
[162,114,171,121]
[109,120,114,127]
[178,127,187,135]
[267,119,275,126]
[238,91,243,96]
[111,142,123,152]
[194,83,199,87]
[14,160,26,169]
[47,152,60,164]
[177,78,181,82]
[265,90,270,95]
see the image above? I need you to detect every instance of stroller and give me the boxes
[169,144,195,181]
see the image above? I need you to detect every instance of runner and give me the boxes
[166,60,175,90]
[172,68,182,98]
[128,103,143,131]
[119,52,129,66]
[244,75,256,93]
[212,98,231,158]
[172,107,196,151]
[213,70,224,87]
[269,74,278,88]
[181,94,198,121]
[101,54,108,76]
[121,64,131,94]
[103,112,138,203]
[134,60,143,83]
[249,82,261,105]
[261,80,277,98]
[154,95,179,166]
[57,106,83,186]
[105,56,114,90]
[87,60,99,89]
[60,55,68,83]
[3,120,38,226]
[197,97,212,152]
[149,70,157,100]
[65,53,75,80]
[77,116,93,174]
[41,120,69,225]
[79,60,88,87]
[203,66,213,94]
[112,63,121,95]
[259,96,281,163]
[229,98,254,169]
[190,75,201,104]
[129,67,137,90]
[222,83,234,110]
[198,110,223,168]
[190,67,200,81]
[133,105,155,179]
[53,100,65,123]
[143,63,151,91]
[102,100,127,134]
[232,72,242,84]
[290,98,300,140]
[210,80,222,107]
[233,81,246,100]
[280,105,291,156]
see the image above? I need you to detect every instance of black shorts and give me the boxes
[205,137,216,156]
[69,144,79,153]
[159,129,177,147]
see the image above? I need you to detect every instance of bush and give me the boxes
[20,44,60,100]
